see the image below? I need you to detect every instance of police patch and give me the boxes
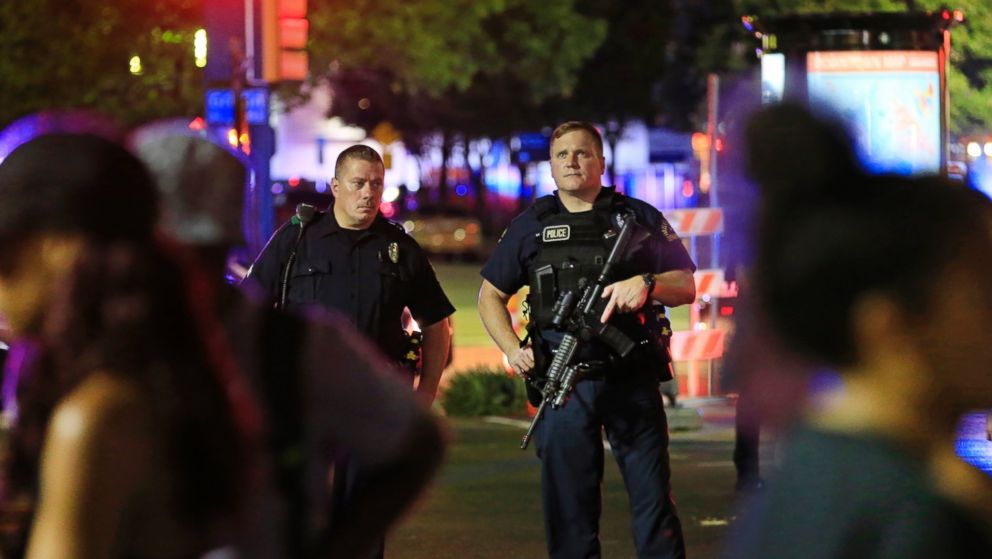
[659,219,679,242]
[388,242,399,263]
[542,225,571,242]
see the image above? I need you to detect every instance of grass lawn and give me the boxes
[434,263,692,351]
[389,418,736,559]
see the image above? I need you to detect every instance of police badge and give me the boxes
[388,241,399,263]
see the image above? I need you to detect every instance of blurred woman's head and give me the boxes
[747,104,992,413]
[0,132,247,535]
[0,133,157,335]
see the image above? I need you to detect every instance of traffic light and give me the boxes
[262,0,309,82]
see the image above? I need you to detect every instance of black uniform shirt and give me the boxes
[247,211,455,361]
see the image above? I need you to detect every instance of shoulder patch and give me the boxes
[659,218,680,242]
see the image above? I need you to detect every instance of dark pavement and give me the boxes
[388,403,992,559]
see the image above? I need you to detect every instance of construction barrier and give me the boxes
[667,208,724,237]
[671,329,726,362]
[693,268,739,299]
[667,208,729,398]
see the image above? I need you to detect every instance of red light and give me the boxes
[715,138,724,152]
[942,9,951,20]
[188,117,205,131]
[380,201,396,218]
[720,306,734,317]
[682,179,695,198]
[288,176,300,188]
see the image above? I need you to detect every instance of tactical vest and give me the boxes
[524,190,675,383]
[526,191,626,329]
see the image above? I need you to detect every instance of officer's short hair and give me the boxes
[335,145,384,178]
[551,121,604,157]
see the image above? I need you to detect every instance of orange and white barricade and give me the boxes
[667,208,724,237]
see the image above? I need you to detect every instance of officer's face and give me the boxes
[331,157,385,229]
[550,130,605,196]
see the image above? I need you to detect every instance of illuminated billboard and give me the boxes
[807,50,941,175]
[761,53,785,105]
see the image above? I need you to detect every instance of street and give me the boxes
[390,417,740,559]
[388,411,992,559]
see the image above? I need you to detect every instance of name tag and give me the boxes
[542,225,571,242]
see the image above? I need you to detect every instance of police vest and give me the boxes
[525,190,675,382]
[526,191,632,329]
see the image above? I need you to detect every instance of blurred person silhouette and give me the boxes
[718,100,815,492]
[131,127,446,559]
[724,103,992,558]
[0,109,127,420]
[0,133,259,558]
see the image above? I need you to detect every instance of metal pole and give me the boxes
[705,73,720,396]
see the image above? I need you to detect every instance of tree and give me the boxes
[309,0,605,135]
[738,0,992,134]
[535,0,741,182]
[0,0,204,129]
[307,0,606,209]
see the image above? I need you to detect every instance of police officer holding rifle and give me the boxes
[478,121,696,558]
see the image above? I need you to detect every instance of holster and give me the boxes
[629,304,675,382]
[400,330,424,378]
[525,323,553,406]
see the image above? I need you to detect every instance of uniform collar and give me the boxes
[311,208,385,238]
[553,185,617,213]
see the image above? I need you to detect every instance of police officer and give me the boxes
[135,131,446,558]
[246,144,453,559]
[247,144,454,401]
[478,121,695,558]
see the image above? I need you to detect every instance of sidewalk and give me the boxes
[665,396,736,438]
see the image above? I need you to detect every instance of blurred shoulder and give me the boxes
[48,372,152,453]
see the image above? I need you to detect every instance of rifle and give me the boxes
[520,211,639,450]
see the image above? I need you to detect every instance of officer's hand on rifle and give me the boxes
[600,275,652,323]
[507,345,535,377]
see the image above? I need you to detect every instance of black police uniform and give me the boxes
[246,210,454,367]
[481,187,693,559]
[246,209,454,559]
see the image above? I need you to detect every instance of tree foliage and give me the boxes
[739,0,992,134]
[0,0,204,129]
[308,0,607,147]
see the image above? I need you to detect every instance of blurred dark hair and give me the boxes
[0,133,253,549]
[748,104,992,367]
[6,240,249,535]
[0,133,157,245]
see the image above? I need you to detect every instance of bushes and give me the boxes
[441,366,529,417]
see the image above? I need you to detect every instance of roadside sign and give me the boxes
[205,88,269,126]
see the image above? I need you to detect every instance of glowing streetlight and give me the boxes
[193,29,207,68]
